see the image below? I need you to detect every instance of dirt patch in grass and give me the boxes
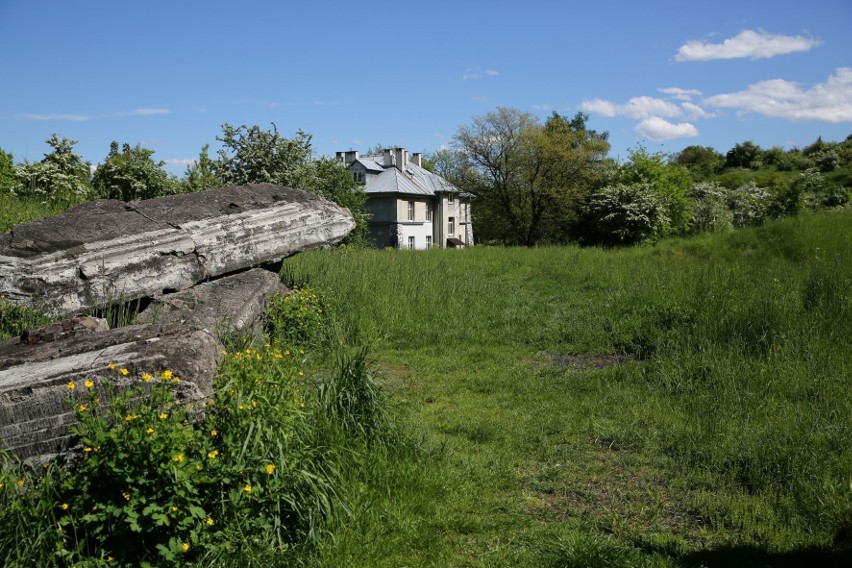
[548,353,634,370]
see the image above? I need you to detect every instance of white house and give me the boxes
[336,148,474,249]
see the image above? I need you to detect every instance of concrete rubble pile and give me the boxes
[0,184,354,461]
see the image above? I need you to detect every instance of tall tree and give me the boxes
[13,134,92,203]
[0,147,14,194]
[453,108,609,246]
[92,142,178,201]
[182,144,221,193]
[213,123,369,244]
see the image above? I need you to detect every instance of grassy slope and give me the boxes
[284,210,852,567]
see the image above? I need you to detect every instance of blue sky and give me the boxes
[1,0,850,175]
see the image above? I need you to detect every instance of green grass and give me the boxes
[0,192,72,233]
[283,209,852,567]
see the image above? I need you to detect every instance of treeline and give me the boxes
[438,107,852,246]
[2,112,850,247]
[0,124,370,244]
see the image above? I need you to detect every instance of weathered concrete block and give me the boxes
[0,184,354,315]
[138,268,287,339]
[0,323,223,462]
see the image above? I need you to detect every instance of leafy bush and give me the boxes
[0,349,338,566]
[580,183,670,246]
[0,296,52,340]
[265,287,328,347]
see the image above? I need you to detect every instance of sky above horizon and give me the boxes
[1,0,850,175]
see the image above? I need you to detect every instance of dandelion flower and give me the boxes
[208,450,219,459]
[159,413,168,420]
[243,484,252,493]
[119,368,130,376]
[108,363,116,370]
[83,379,94,388]
[210,429,218,437]
[146,427,154,435]
[60,503,69,510]
[66,381,76,390]
[265,464,275,475]
[78,404,88,412]
[142,373,152,382]
[181,543,189,552]
[161,370,173,380]
[206,517,214,526]
[124,414,136,422]
[173,453,184,463]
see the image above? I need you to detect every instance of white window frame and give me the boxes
[407,200,415,221]
[426,203,432,222]
[408,236,415,249]
[448,216,455,235]
[426,235,432,248]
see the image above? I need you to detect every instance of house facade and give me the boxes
[336,148,474,249]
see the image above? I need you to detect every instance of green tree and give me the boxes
[13,134,93,203]
[92,142,178,201]
[578,183,670,246]
[214,123,312,186]
[671,145,724,180]
[453,108,610,246]
[0,147,14,194]
[725,140,763,169]
[181,144,221,193]
[616,146,694,236]
[214,123,369,244]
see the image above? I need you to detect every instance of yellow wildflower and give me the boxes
[124,414,136,422]
[173,453,184,463]
[146,427,154,434]
[83,379,94,388]
[251,400,257,408]
[142,373,152,382]
[181,543,189,552]
[108,363,116,370]
[161,369,173,380]
[243,484,252,493]
[84,447,93,453]
[16,479,24,487]
[265,464,275,475]
[159,413,168,420]
[171,506,178,512]
[206,517,214,526]
[60,503,69,510]
[121,492,130,501]
[208,450,219,459]
[238,404,244,411]
[66,381,76,390]
[119,368,129,376]
[210,429,218,437]
[78,404,87,412]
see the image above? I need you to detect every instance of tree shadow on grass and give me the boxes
[677,544,851,568]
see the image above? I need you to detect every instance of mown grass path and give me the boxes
[288,211,852,567]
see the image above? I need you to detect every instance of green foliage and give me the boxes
[92,142,179,201]
[453,108,610,246]
[265,287,328,347]
[671,145,724,180]
[579,183,670,246]
[214,124,369,244]
[181,144,221,193]
[617,146,694,235]
[0,147,15,194]
[12,134,93,205]
[725,140,763,169]
[690,182,734,233]
[0,296,53,341]
[728,182,770,227]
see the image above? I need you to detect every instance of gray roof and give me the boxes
[357,155,462,197]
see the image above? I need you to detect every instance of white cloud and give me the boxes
[163,158,195,167]
[635,118,699,140]
[681,101,716,119]
[658,87,702,101]
[16,108,172,121]
[130,108,171,116]
[581,96,682,119]
[675,29,820,62]
[704,67,852,123]
[18,113,93,121]
[463,67,500,80]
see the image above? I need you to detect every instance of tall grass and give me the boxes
[285,209,852,565]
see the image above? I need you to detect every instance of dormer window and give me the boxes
[448,194,454,205]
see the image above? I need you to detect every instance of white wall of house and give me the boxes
[398,222,434,250]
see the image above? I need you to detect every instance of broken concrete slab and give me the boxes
[0,184,354,315]
[137,268,287,339]
[0,323,223,462]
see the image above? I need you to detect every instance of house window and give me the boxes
[448,217,455,235]
[426,203,432,222]
[408,236,415,249]
[407,200,415,221]
[426,235,432,248]
[448,194,454,205]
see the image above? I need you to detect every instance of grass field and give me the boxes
[283,210,852,567]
